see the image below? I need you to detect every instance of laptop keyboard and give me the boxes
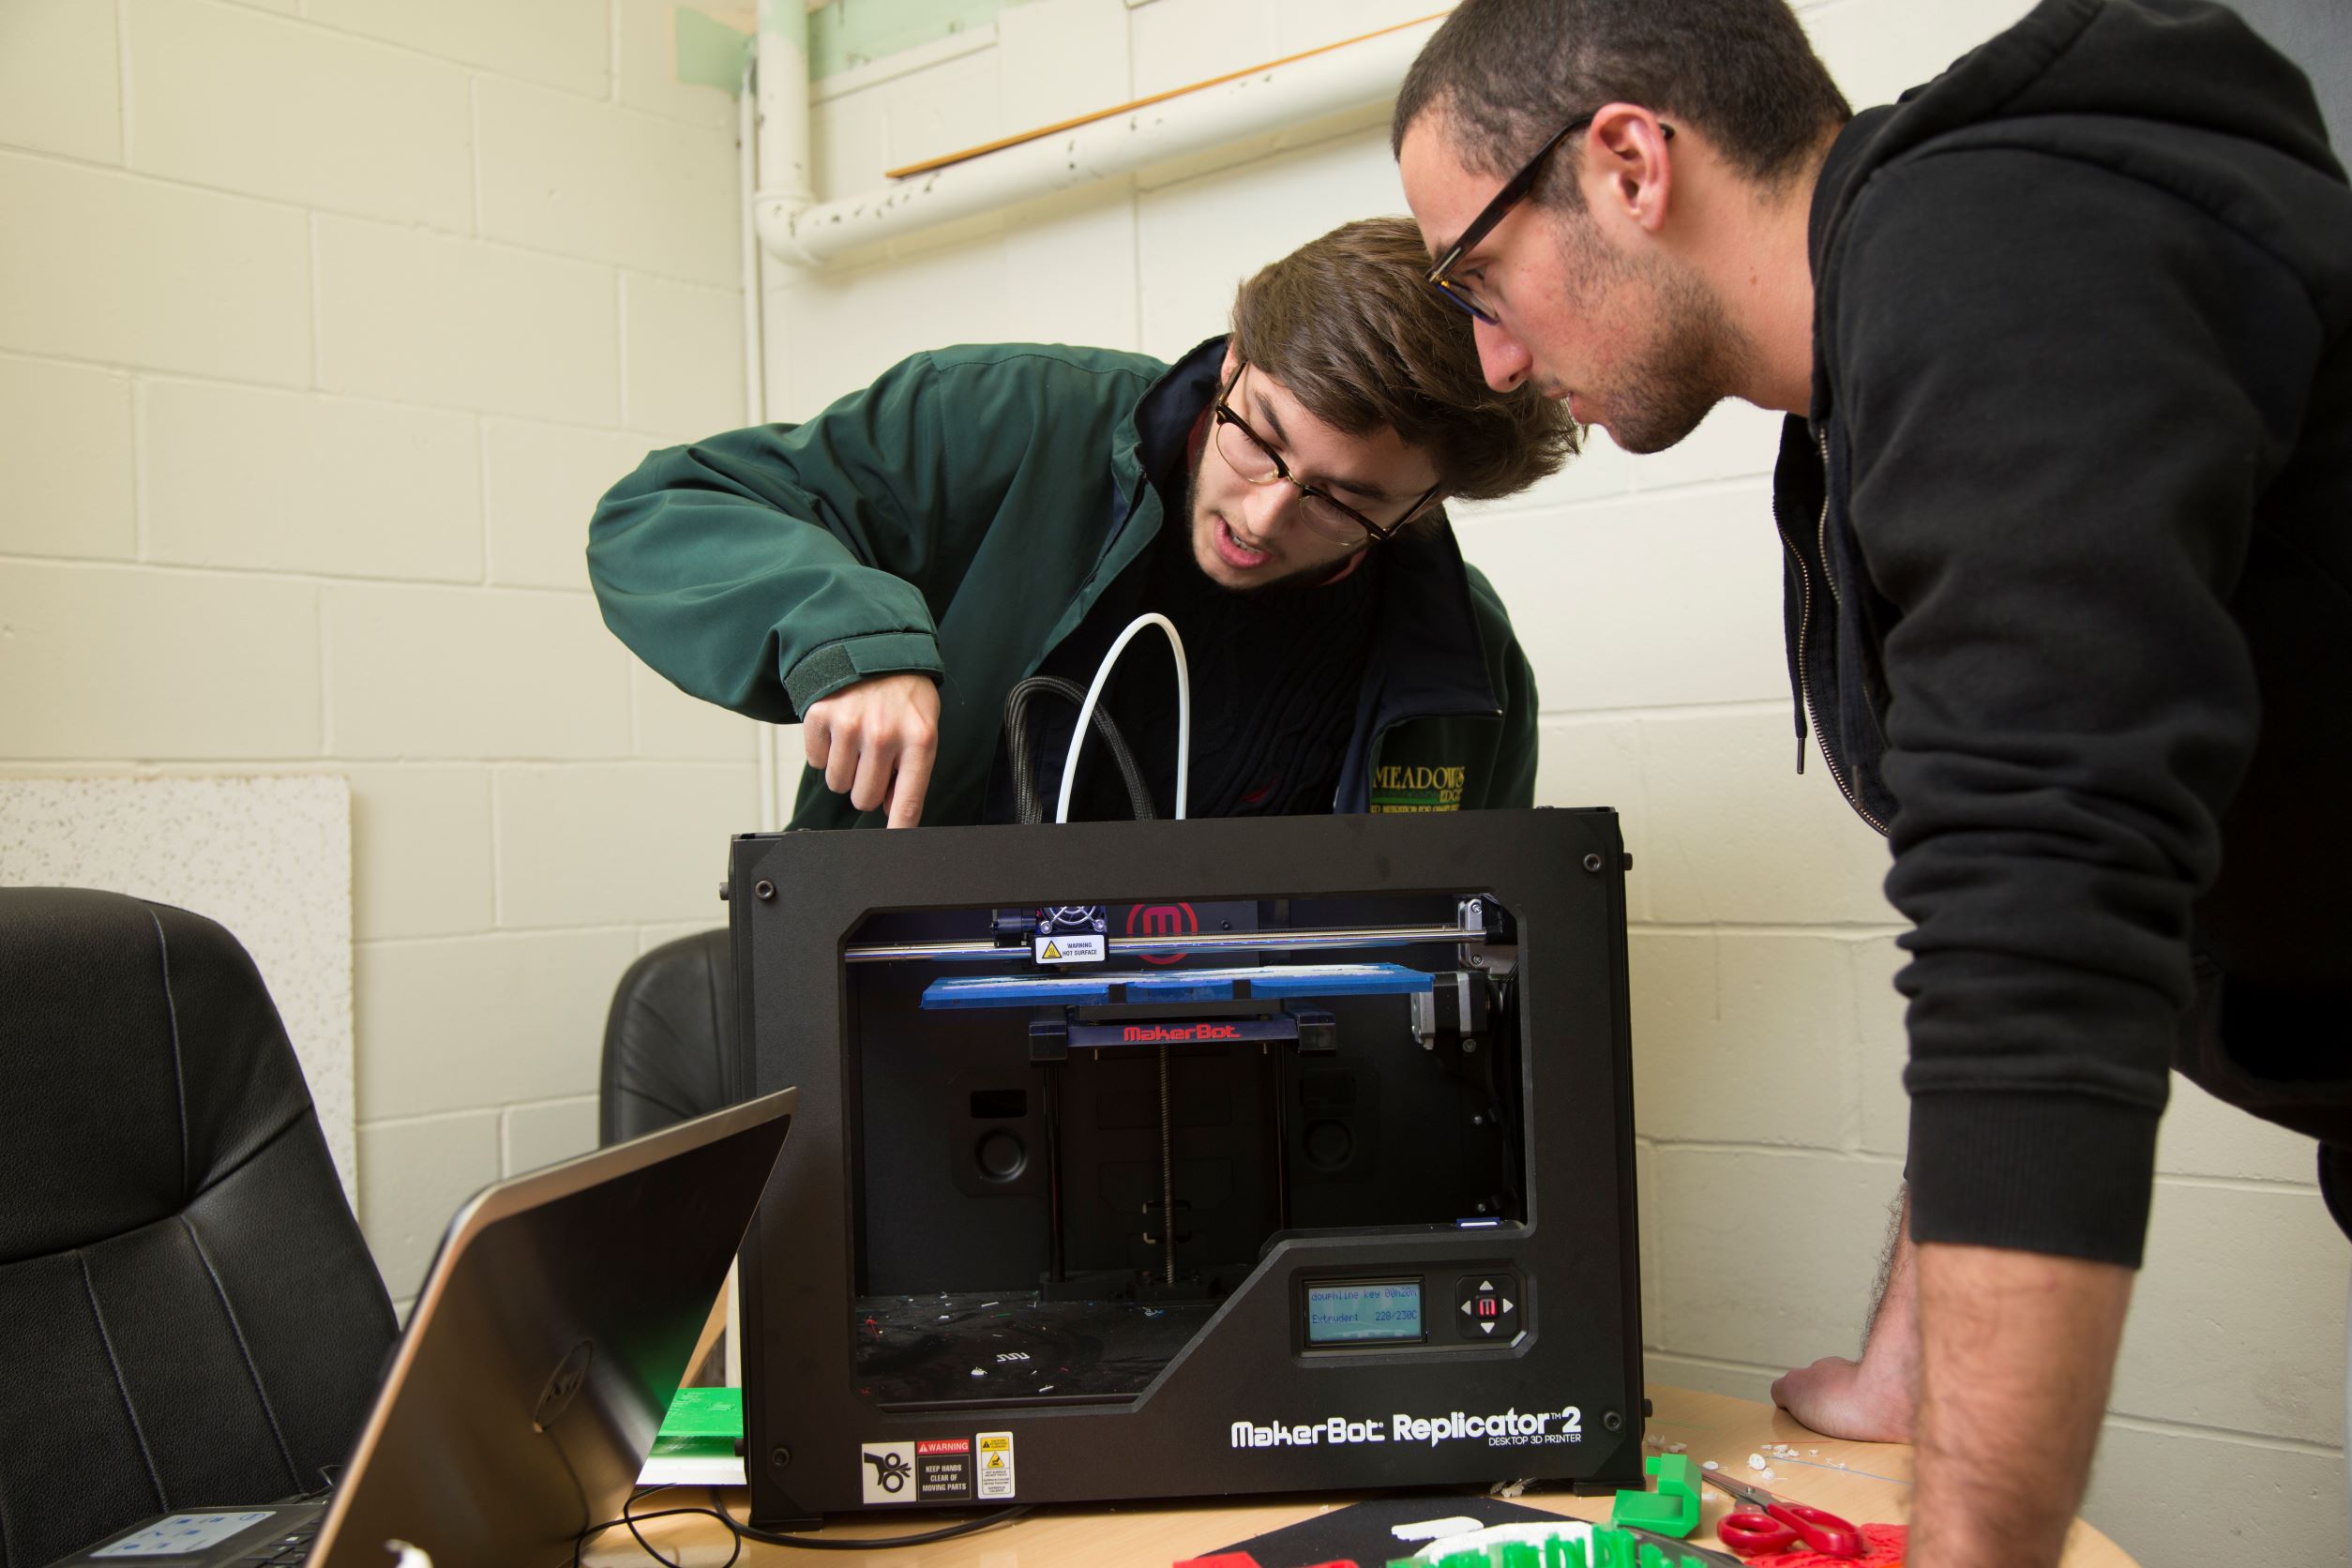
[234,1520,322,1565]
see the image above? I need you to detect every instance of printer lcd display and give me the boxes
[1304,1279,1424,1345]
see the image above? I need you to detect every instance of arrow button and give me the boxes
[1455,1273,1523,1341]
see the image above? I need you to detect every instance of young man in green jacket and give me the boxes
[588,218,1574,829]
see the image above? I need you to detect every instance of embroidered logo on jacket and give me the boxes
[1369,763,1466,813]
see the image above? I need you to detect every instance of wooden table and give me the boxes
[583,1384,2140,1565]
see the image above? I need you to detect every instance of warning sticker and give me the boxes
[1034,934,1105,965]
[859,1440,915,1504]
[975,1430,1016,1499]
[914,1438,972,1501]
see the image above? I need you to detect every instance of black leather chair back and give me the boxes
[599,928,735,1146]
[0,888,398,1566]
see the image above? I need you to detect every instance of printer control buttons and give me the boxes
[1455,1274,1520,1340]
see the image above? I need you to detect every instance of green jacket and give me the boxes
[588,338,1538,830]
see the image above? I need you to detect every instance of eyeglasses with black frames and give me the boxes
[1425,113,1673,325]
[1211,364,1445,547]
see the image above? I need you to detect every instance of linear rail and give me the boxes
[842,922,1485,965]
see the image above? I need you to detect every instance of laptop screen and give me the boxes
[312,1090,793,1568]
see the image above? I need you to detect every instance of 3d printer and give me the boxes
[727,807,1642,1523]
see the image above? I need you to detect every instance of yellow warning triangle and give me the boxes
[1041,941,1063,960]
[987,1454,1005,1467]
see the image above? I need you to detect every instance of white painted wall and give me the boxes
[772,3,2347,1564]
[0,0,758,1306]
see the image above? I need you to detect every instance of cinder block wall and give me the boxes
[772,3,2346,1564]
[0,0,758,1304]
[0,2,2339,1562]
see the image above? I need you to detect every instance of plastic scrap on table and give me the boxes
[1392,1517,1727,1568]
[1746,1521,1907,1566]
[1609,1454,1700,1538]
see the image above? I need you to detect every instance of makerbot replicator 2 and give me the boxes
[727,807,1641,1522]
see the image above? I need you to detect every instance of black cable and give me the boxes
[709,1488,1035,1550]
[569,1490,726,1567]
[1003,674,1156,823]
[617,1484,686,1568]
[574,1488,1035,1561]
[629,1483,741,1568]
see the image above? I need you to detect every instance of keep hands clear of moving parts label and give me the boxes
[858,1433,1012,1503]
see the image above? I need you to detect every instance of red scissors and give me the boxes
[1701,1469,1865,1559]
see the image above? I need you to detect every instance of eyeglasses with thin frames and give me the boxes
[1425,113,1673,325]
[1211,364,1445,547]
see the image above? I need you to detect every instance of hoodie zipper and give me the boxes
[1776,429,1890,837]
[1814,430,1842,614]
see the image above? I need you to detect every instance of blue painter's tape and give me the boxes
[1242,966,1432,999]
[920,962,1432,1011]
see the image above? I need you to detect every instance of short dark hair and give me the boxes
[1392,0,1850,195]
[1229,217,1576,504]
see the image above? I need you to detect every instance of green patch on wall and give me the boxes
[675,6,755,90]
[807,0,1047,79]
[687,0,1056,90]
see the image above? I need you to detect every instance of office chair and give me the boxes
[599,928,736,1146]
[0,887,397,1567]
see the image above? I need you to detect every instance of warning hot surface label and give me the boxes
[975,1430,1016,1499]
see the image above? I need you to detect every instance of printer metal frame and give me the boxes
[729,808,1643,1523]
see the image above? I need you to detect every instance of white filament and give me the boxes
[1056,612,1191,823]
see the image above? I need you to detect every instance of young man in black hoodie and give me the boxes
[1395,1,2351,1561]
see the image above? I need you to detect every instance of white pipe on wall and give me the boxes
[739,45,782,837]
[756,0,818,213]
[755,15,1442,268]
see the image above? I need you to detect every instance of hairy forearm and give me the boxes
[1866,1186,1919,1356]
[1844,1186,1922,1424]
[1910,1242,2133,1567]
[1768,1185,1920,1440]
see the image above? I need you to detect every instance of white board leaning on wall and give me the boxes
[0,775,355,1201]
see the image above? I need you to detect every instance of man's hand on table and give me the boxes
[1772,1188,1919,1442]
[1772,1351,1916,1443]
[803,671,941,828]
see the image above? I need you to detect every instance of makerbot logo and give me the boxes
[1122,1022,1240,1043]
[1125,902,1198,966]
[1229,1405,1582,1451]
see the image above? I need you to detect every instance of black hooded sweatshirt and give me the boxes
[1777,0,2352,1266]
